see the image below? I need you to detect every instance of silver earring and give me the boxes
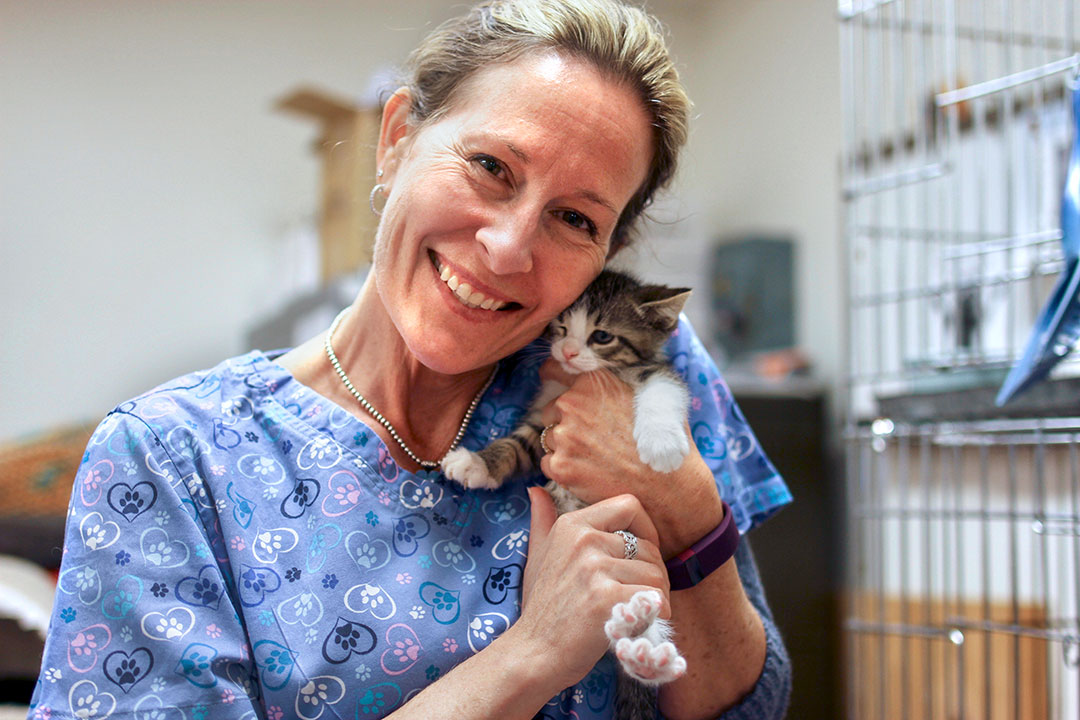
[369,183,387,216]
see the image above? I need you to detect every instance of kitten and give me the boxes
[442,270,692,715]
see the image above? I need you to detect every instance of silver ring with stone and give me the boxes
[540,424,555,455]
[614,530,638,560]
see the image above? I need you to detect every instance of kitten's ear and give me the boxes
[635,286,692,329]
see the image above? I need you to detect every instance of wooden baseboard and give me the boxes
[848,594,1048,720]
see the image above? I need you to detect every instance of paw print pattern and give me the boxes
[32,325,789,719]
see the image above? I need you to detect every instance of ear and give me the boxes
[375,87,414,182]
[635,285,692,329]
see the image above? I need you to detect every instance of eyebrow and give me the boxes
[577,189,618,216]
[499,138,530,163]
[494,135,619,216]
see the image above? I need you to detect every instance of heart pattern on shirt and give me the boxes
[106,481,158,522]
[379,623,423,676]
[67,624,112,673]
[140,607,196,642]
[320,617,376,665]
[102,647,153,693]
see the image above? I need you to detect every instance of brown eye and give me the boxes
[589,330,614,344]
[551,325,567,337]
[556,210,597,237]
[474,155,503,177]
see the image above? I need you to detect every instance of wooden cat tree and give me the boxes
[275,85,381,284]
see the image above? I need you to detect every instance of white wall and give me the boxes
[0,0,842,441]
[662,0,842,382]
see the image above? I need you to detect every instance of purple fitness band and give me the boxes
[665,500,739,590]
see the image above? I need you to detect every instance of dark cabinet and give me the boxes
[736,390,841,720]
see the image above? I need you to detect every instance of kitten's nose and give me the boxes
[562,347,579,362]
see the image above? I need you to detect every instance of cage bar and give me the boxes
[839,0,1080,717]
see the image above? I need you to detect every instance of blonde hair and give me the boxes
[404,0,690,250]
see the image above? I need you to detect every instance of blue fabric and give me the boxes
[29,317,790,720]
[996,83,1080,405]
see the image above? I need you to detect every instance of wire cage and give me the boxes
[838,1,1080,718]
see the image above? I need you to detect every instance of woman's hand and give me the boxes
[536,359,725,558]
[508,488,670,690]
[384,489,672,720]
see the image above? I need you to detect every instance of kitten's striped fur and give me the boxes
[442,270,692,491]
[442,270,693,719]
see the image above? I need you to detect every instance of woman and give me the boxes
[30,1,792,718]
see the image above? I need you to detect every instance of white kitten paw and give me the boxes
[441,448,499,490]
[633,375,690,473]
[633,419,690,473]
[614,637,687,685]
[604,590,663,641]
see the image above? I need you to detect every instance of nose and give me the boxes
[561,342,580,362]
[476,206,536,275]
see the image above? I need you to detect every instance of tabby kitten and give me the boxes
[442,270,693,716]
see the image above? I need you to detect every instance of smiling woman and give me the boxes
[363,52,652,377]
[27,2,791,720]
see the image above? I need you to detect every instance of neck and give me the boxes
[322,277,497,470]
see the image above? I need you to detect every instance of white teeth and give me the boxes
[435,256,508,311]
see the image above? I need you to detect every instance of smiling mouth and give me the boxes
[430,251,520,311]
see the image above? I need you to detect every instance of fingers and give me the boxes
[608,542,666,578]
[539,404,560,429]
[606,529,669,597]
[526,487,558,550]
[522,487,559,613]
[524,490,672,632]
[605,553,672,619]
[538,357,578,386]
[534,492,665,573]
[537,368,634,476]
[562,522,670,616]
[538,493,661,560]
[614,561,670,588]
[573,493,661,548]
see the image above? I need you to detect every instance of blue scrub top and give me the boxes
[29,317,790,720]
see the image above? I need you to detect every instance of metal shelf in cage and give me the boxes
[838,1,1080,718]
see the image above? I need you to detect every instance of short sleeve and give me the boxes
[29,410,263,719]
[665,317,792,532]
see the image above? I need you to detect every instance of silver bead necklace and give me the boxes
[324,308,497,470]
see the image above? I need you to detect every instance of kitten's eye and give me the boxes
[589,330,614,344]
[551,325,567,338]
[473,155,504,177]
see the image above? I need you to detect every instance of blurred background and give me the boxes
[0,1,842,715]
[6,1,1080,718]
[0,0,842,441]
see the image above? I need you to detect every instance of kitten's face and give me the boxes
[549,305,618,374]
[546,272,691,374]
[547,288,687,374]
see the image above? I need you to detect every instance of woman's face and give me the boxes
[372,51,654,375]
